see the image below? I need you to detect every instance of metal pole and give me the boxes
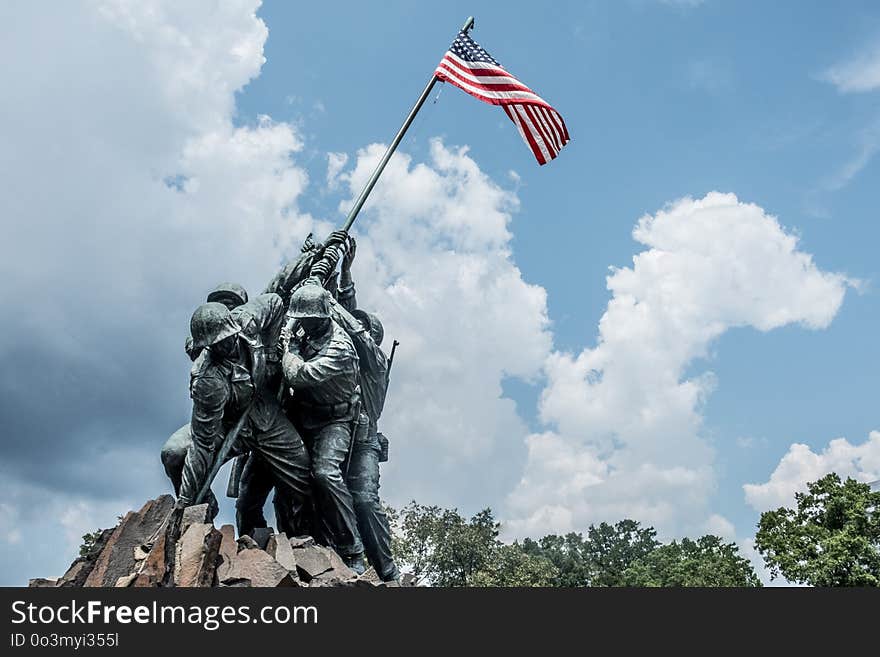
[340,16,475,232]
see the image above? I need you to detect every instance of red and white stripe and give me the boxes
[434,51,570,165]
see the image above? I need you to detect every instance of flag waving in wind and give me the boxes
[435,30,570,165]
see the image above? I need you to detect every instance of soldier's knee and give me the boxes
[160,445,185,476]
[351,489,379,511]
[312,461,342,490]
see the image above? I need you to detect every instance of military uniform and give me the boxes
[160,283,272,534]
[283,287,365,561]
[330,294,400,581]
[177,294,312,537]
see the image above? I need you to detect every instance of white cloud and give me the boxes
[820,43,880,93]
[743,431,880,511]
[326,152,349,189]
[704,514,735,541]
[506,192,852,538]
[0,0,858,588]
[331,140,552,509]
[0,0,324,584]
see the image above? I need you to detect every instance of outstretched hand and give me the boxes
[324,229,348,249]
[342,235,357,272]
[309,258,333,281]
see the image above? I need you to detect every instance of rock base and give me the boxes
[30,495,406,588]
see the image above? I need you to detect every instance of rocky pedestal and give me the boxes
[30,495,409,589]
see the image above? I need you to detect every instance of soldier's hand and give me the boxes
[282,351,305,380]
[342,236,356,272]
[325,229,348,248]
[310,259,333,281]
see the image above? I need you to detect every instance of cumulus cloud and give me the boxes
[0,0,320,584]
[0,0,856,588]
[743,431,880,511]
[329,140,552,508]
[0,0,553,583]
[506,192,852,538]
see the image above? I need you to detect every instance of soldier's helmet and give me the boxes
[206,282,248,309]
[352,309,384,346]
[290,284,331,319]
[190,302,241,349]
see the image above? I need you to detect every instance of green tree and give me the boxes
[471,543,560,587]
[754,473,880,586]
[521,520,659,586]
[390,502,500,586]
[520,533,590,587]
[620,535,762,587]
[78,528,107,558]
[584,520,661,586]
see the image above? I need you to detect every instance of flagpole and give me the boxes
[339,15,475,232]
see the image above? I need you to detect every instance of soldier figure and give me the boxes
[334,236,400,582]
[233,233,347,536]
[282,283,367,573]
[161,282,249,500]
[176,294,312,538]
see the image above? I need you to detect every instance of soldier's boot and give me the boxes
[343,553,367,575]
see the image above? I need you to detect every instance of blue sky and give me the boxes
[236,1,879,541]
[1,0,878,585]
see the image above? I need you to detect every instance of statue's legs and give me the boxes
[346,421,399,581]
[241,412,313,539]
[299,420,364,559]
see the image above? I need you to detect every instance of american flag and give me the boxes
[435,30,570,165]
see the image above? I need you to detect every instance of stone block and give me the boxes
[222,549,297,587]
[216,524,237,582]
[174,523,222,587]
[289,535,315,549]
[292,545,332,581]
[83,495,175,587]
[180,504,211,536]
[266,533,297,572]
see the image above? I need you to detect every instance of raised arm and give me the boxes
[283,335,356,389]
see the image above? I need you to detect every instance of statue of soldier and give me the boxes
[160,282,249,501]
[161,282,285,537]
[264,232,341,310]
[176,293,313,538]
[282,281,367,573]
[235,231,350,536]
[333,235,400,582]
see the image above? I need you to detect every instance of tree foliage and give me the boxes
[620,535,762,587]
[390,502,501,586]
[755,473,880,586]
[78,529,106,558]
[470,544,560,587]
[521,520,659,586]
[389,505,763,587]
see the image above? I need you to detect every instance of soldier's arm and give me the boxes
[283,340,355,388]
[190,374,229,449]
[327,297,386,374]
[327,296,365,337]
[264,253,315,309]
[232,293,285,344]
[337,235,357,312]
[337,279,357,313]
